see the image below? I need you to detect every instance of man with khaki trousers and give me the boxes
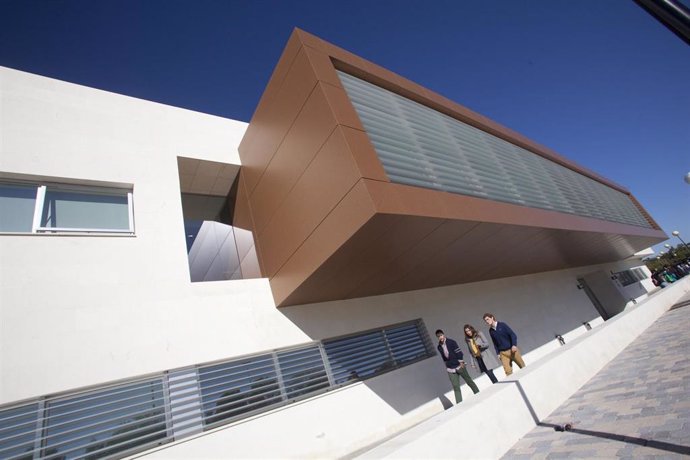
[483,313,526,376]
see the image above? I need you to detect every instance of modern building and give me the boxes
[0,29,667,459]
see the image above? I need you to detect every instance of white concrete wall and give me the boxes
[615,263,657,307]
[0,67,663,459]
[0,66,262,401]
[134,263,633,460]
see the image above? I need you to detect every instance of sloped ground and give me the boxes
[503,291,690,459]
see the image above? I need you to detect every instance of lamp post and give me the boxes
[672,230,690,252]
[665,243,676,260]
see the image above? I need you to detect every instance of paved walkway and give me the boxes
[503,292,690,459]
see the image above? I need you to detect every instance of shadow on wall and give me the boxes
[278,272,605,415]
[581,270,628,317]
[356,358,451,415]
[621,281,648,304]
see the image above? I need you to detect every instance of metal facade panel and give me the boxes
[237,28,667,307]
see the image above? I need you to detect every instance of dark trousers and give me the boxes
[476,356,498,383]
[447,366,479,403]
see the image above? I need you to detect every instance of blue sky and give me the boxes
[1,0,688,255]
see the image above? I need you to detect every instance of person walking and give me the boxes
[435,329,480,404]
[463,324,498,384]
[483,313,526,376]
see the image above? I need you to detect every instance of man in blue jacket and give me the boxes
[483,313,526,376]
[436,329,479,404]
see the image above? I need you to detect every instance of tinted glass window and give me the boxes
[0,403,38,459]
[385,323,430,366]
[324,331,393,384]
[277,346,329,399]
[43,380,166,459]
[0,184,37,232]
[199,355,282,426]
[41,188,129,230]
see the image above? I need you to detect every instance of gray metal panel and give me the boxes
[337,71,651,228]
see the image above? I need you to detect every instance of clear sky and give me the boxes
[1,0,688,256]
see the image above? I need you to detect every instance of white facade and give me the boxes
[0,67,660,458]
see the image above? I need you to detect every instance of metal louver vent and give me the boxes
[0,379,166,460]
[0,319,434,460]
[337,71,652,229]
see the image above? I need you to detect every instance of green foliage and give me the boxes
[645,243,690,272]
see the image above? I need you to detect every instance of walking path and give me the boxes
[503,291,690,459]
[354,283,690,459]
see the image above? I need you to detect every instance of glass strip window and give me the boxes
[199,355,282,426]
[276,345,330,400]
[337,71,652,229]
[0,320,434,459]
[0,402,39,459]
[42,379,167,459]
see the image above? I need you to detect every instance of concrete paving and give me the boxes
[503,290,690,459]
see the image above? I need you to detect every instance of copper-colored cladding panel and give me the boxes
[232,170,265,277]
[238,28,667,307]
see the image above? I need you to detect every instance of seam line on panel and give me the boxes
[248,48,317,196]
[268,176,369,283]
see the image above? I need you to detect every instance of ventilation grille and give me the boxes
[337,71,652,229]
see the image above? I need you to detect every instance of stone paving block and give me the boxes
[503,306,690,459]
[503,454,536,460]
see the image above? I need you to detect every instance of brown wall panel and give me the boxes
[270,180,377,306]
[257,127,363,278]
[238,29,667,307]
[362,178,448,218]
[350,220,479,298]
[302,46,343,88]
[306,215,447,302]
[278,214,402,306]
[240,48,319,194]
[475,228,552,280]
[250,84,338,235]
[339,126,388,182]
[450,225,545,284]
[232,170,265,275]
[319,82,366,131]
[231,171,252,231]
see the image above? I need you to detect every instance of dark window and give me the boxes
[324,320,433,385]
[615,269,642,286]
